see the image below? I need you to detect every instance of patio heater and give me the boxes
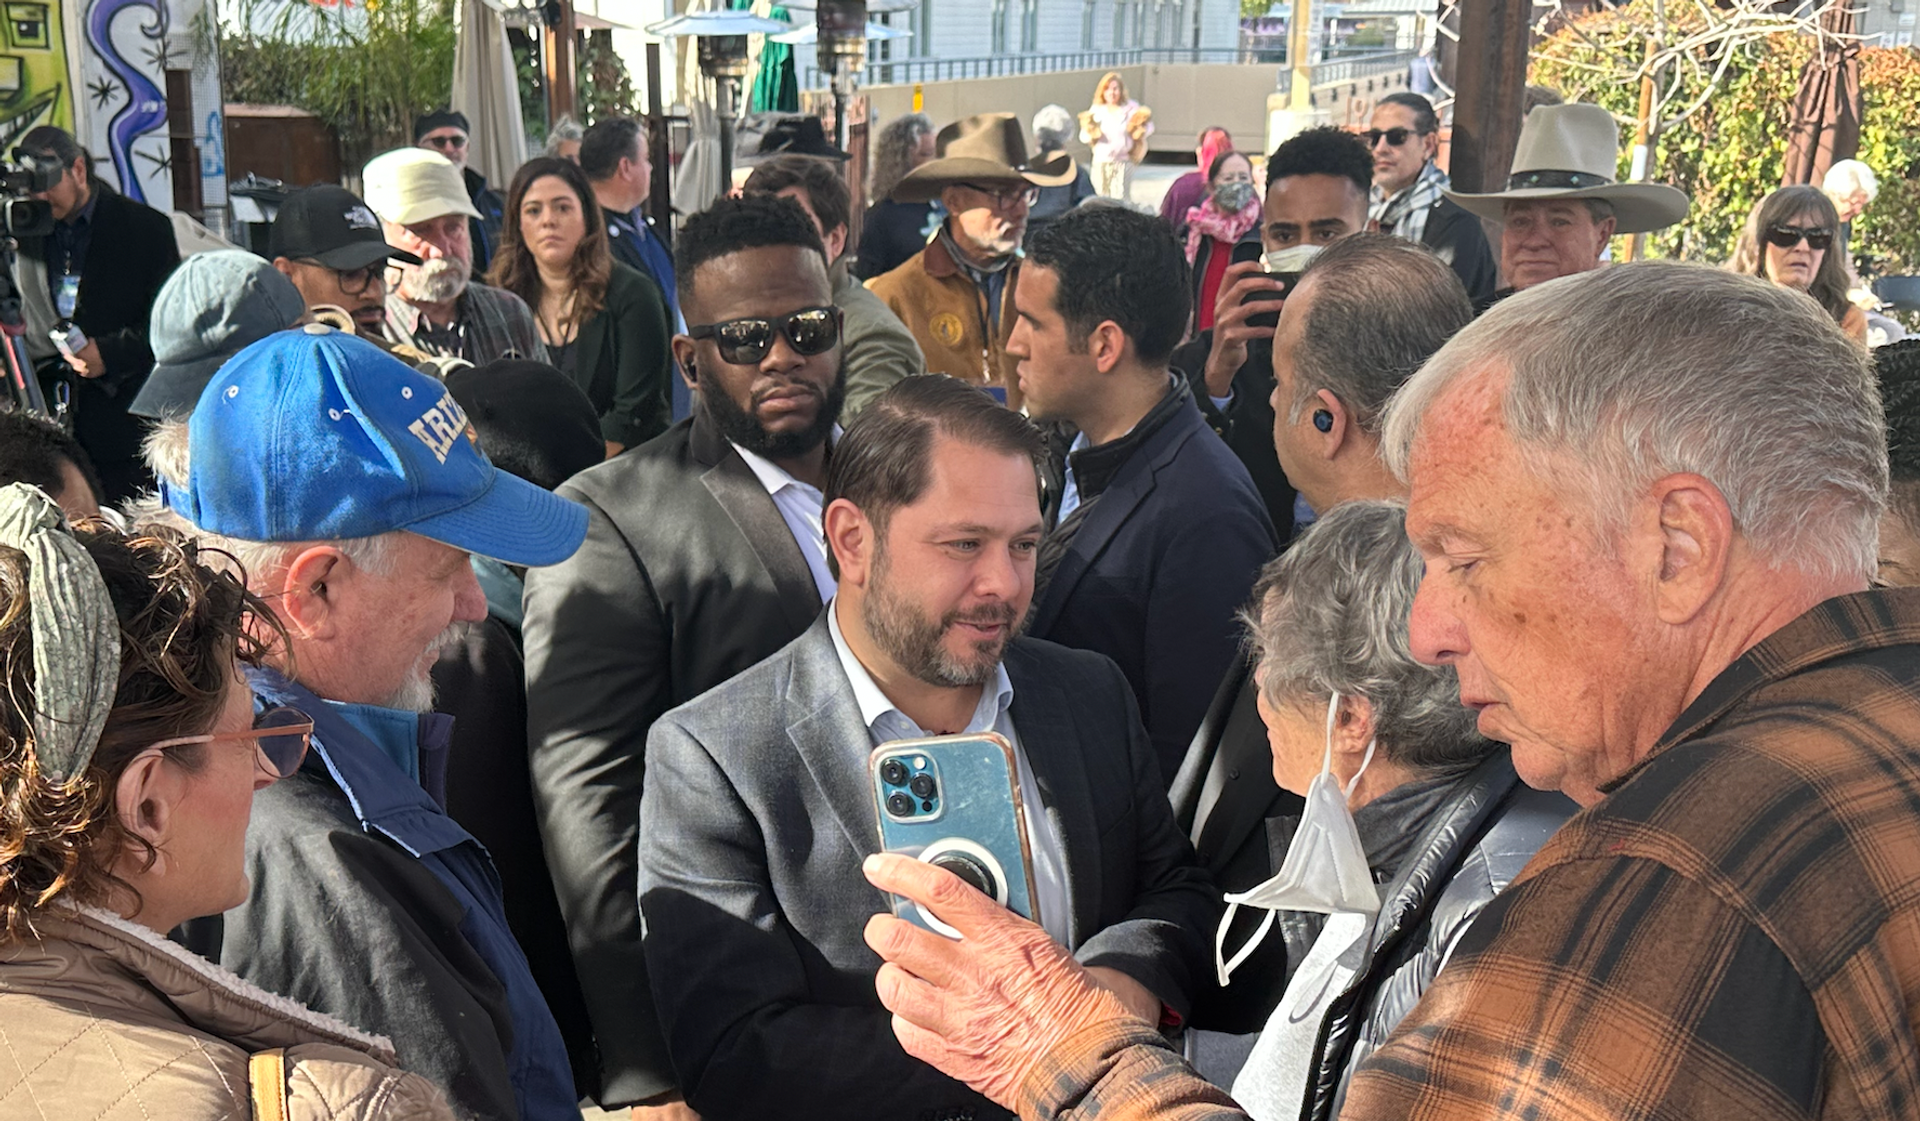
[644,9,790,190]
[779,0,914,149]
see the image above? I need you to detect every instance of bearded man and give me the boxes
[363,147,546,365]
[634,370,1214,1121]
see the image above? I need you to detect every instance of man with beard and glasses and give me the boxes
[637,372,1214,1121]
[521,193,849,1119]
[363,147,546,366]
[139,327,590,1121]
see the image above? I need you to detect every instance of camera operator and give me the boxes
[14,125,178,504]
[1169,126,1372,538]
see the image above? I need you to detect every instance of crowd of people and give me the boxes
[1,83,1918,1121]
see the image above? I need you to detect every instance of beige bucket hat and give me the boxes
[1444,103,1690,235]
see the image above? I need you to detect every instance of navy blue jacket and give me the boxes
[207,667,579,1120]
[1030,381,1277,785]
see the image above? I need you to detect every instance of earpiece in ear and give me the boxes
[1312,410,1334,433]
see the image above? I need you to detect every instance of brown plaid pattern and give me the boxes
[1018,589,1920,1121]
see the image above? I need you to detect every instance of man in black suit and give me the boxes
[639,374,1215,1121]
[14,125,177,503]
[1170,233,1473,1045]
[1016,204,1275,786]
[521,193,846,1116]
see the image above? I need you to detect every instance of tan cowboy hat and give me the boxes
[893,113,1050,203]
[1444,103,1690,235]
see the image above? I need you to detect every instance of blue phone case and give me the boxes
[869,733,1038,937]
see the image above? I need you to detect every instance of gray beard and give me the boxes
[400,258,471,305]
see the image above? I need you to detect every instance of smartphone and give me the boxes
[870,733,1038,938]
[1241,273,1301,330]
[49,321,87,357]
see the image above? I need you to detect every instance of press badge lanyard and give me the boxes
[55,271,78,321]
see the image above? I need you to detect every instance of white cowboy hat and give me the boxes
[1444,103,1690,235]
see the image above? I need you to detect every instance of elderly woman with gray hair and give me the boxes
[1027,104,1096,240]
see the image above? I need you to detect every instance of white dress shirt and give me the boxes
[827,601,1073,946]
[731,439,837,602]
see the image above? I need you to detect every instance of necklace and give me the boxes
[539,288,579,347]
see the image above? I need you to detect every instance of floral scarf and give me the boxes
[1184,195,1262,263]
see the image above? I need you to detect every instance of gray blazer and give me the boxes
[639,615,1218,1121]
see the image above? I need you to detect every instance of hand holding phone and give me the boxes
[1203,261,1291,397]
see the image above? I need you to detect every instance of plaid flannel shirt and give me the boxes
[383,282,547,367]
[1020,589,1920,1121]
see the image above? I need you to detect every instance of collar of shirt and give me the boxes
[63,188,99,231]
[827,598,1014,741]
[730,432,835,498]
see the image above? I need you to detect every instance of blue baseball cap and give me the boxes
[166,324,588,567]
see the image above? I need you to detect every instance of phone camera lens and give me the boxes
[886,791,915,817]
[908,774,936,800]
[880,759,909,786]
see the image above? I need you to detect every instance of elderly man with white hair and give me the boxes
[856,261,1920,1121]
[153,326,589,1121]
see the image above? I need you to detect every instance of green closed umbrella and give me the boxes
[743,1,800,113]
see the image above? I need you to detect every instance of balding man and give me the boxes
[859,262,1920,1121]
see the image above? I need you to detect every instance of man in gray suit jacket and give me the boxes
[522,194,847,1113]
[640,375,1217,1121]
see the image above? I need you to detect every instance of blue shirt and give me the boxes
[247,666,579,1121]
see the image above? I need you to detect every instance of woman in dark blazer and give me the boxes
[489,156,672,454]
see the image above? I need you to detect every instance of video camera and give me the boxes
[0,147,63,239]
[0,145,65,414]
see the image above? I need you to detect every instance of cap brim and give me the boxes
[1443,181,1691,235]
[893,158,1044,203]
[404,467,589,567]
[128,353,229,419]
[313,240,423,270]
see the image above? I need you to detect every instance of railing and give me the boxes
[800,46,1415,91]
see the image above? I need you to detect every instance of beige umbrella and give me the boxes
[453,0,530,191]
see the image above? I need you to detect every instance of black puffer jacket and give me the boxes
[1304,749,1573,1120]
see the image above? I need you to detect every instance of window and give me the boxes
[1021,0,1039,51]
[1082,0,1098,49]
[991,0,1008,54]
[910,0,931,57]
[1113,0,1128,48]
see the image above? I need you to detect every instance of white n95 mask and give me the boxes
[1259,244,1322,275]
[1215,691,1380,986]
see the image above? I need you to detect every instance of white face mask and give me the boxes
[1215,691,1380,986]
[1260,244,1323,275]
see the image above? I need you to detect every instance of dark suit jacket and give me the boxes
[1170,331,1296,537]
[572,262,673,447]
[639,617,1218,1121]
[521,406,825,1108]
[1168,659,1302,1032]
[17,183,178,501]
[1419,196,1498,306]
[1030,389,1277,785]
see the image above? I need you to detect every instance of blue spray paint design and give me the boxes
[87,0,169,203]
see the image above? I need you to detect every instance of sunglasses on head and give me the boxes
[1765,225,1833,251]
[147,705,314,780]
[688,306,843,365]
[1363,127,1426,148]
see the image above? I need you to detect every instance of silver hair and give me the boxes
[870,112,935,203]
[1032,104,1074,154]
[1823,158,1879,203]
[134,419,401,587]
[1381,261,1887,583]
[544,116,584,157]
[1286,233,1473,432]
[1243,499,1490,773]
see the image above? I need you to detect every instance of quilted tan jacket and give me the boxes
[0,905,457,1120]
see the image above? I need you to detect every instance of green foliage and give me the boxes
[513,27,640,148]
[1852,48,1920,277]
[221,0,457,171]
[1241,0,1274,18]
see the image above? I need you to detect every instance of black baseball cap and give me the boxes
[269,185,420,271]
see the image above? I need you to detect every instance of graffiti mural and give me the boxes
[70,0,170,203]
[0,0,72,156]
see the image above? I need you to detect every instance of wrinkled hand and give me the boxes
[862,853,1134,1109]
[630,1095,700,1121]
[63,339,104,378]
[1203,261,1286,399]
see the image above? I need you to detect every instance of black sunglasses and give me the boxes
[1765,225,1834,251]
[688,306,843,365]
[1362,127,1427,148]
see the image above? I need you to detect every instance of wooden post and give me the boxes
[1288,0,1314,110]
[164,69,202,219]
[1623,35,1659,262]
[546,0,577,126]
[1448,0,1530,193]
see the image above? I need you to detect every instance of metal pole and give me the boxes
[717,77,736,196]
[546,0,577,125]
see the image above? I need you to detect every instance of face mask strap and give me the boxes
[1342,739,1378,800]
[1214,899,1280,987]
[1321,691,1340,776]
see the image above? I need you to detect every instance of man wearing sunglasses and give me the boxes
[869,113,1049,407]
[151,328,591,1121]
[523,193,850,1118]
[415,108,508,274]
[1366,93,1496,304]
[270,184,420,338]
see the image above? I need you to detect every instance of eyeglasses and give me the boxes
[688,306,843,365]
[421,134,469,150]
[299,259,385,297]
[1362,127,1427,148]
[1766,225,1834,251]
[147,705,314,779]
[957,183,1039,209]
